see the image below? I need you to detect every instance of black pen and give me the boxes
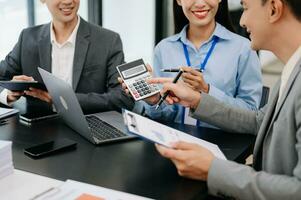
[161,68,203,73]
[155,69,184,110]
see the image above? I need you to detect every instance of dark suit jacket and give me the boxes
[0,18,134,113]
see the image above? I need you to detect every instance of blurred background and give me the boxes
[0,0,282,89]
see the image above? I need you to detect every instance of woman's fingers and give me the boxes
[146,64,153,73]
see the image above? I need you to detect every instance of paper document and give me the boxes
[32,180,152,200]
[0,141,14,180]
[0,169,62,200]
[122,110,226,160]
[0,107,18,119]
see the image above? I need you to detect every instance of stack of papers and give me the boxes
[0,141,13,179]
[0,107,18,120]
[32,180,152,200]
[123,110,227,160]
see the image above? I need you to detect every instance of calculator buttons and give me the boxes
[128,78,159,99]
[124,74,160,100]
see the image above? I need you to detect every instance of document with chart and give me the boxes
[123,110,226,160]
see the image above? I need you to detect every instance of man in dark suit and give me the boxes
[0,0,134,113]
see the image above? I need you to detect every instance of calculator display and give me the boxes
[122,65,146,79]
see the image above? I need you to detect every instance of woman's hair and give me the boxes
[173,0,235,33]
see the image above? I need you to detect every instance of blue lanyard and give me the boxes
[181,36,219,126]
[182,36,219,71]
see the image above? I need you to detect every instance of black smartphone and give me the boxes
[24,138,77,158]
[19,112,58,123]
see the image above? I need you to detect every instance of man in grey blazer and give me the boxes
[0,0,133,114]
[149,0,301,199]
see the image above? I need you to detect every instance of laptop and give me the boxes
[38,68,136,145]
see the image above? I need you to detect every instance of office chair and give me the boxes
[260,86,270,109]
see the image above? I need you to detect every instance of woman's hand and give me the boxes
[181,66,209,93]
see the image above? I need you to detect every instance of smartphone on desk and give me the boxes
[24,138,77,158]
[19,111,58,123]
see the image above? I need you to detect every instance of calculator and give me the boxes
[116,59,160,101]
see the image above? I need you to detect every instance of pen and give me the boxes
[29,187,57,200]
[155,69,184,110]
[161,68,203,73]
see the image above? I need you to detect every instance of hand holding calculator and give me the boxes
[116,59,160,101]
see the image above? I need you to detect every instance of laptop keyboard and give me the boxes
[86,115,127,141]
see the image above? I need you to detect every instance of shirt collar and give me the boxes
[50,16,81,47]
[168,22,232,44]
[278,45,301,100]
[281,45,301,77]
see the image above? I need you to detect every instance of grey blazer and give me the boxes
[190,58,301,199]
[0,18,134,113]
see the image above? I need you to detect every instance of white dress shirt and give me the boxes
[0,16,80,106]
[51,16,80,86]
[278,46,301,104]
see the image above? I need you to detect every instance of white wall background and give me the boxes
[0,0,27,60]
[102,0,156,64]
[0,0,88,60]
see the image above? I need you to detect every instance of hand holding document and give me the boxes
[122,110,226,160]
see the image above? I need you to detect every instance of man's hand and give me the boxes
[25,88,52,103]
[117,64,161,105]
[155,141,215,181]
[7,75,34,104]
[181,66,209,93]
[147,78,201,109]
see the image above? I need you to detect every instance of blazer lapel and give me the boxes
[72,18,90,90]
[38,23,52,73]
[266,59,301,134]
[253,58,301,170]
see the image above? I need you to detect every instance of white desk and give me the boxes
[0,169,62,200]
